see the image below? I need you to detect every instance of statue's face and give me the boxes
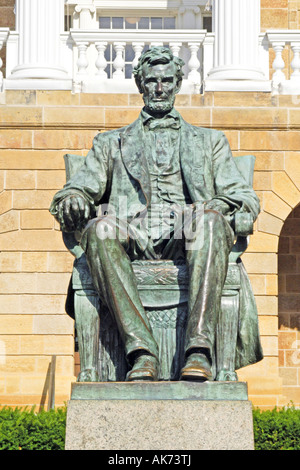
[140,62,180,116]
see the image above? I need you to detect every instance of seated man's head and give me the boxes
[133,46,184,117]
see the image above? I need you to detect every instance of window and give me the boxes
[64,14,72,31]
[99,16,176,78]
[203,16,212,32]
[99,16,176,30]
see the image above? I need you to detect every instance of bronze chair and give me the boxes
[62,154,257,382]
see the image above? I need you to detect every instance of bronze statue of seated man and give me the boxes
[50,47,261,383]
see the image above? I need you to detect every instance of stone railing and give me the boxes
[2,26,300,96]
[49,29,300,96]
[69,29,209,94]
[267,30,300,95]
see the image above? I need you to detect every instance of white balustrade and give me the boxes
[271,42,286,93]
[77,42,89,75]
[291,43,300,80]
[187,42,201,84]
[169,42,182,58]
[0,28,9,92]
[267,31,300,95]
[95,42,108,77]
[113,42,126,79]
[70,29,207,93]
[132,42,145,69]
[2,13,300,96]
[73,41,89,92]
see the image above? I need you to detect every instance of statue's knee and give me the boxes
[84,217,117,244]
[95,218,117,241]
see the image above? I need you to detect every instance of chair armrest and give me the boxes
[234,212,254,237]
[63,232,84,259]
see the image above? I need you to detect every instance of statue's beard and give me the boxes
[143,96,175,116]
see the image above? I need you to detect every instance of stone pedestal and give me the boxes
[65,382,255,450]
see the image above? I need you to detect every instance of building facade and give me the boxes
[0,0,300,409]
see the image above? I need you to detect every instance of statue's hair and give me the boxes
[133,46,185,92]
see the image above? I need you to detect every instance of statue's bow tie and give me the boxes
[147,117,181,130]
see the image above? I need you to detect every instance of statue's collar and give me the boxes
[121,111,199,139]
[140,107,181,127]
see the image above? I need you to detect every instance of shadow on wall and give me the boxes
[39,355,56,412]
[278,204,300,332]
[278,204,300,405]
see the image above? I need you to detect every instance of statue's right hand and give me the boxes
[56,195,90,232]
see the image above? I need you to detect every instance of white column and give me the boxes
[179,6,201,30]
[74,3,97,29]
[10,0,68,81]
[205,0,270,91]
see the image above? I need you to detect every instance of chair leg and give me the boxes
[215,291,239,381]
[74,290,100,382]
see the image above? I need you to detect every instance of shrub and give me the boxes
[253,405,300,450]
[0,404,299,450]
[0,406,66,450]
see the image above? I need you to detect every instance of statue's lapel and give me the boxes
[120,118,151,207]
[120,115,207,206]
[180,119,206,200]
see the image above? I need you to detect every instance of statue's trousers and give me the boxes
[81,208,234,364]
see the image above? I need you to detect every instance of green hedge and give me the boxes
[253,406,300,450]
[0,406,66,450]
[0,405,299,450]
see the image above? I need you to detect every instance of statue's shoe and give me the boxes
[126,354,159,382]
[180,353,213,382]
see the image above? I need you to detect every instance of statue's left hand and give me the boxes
[56,194,90,232]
